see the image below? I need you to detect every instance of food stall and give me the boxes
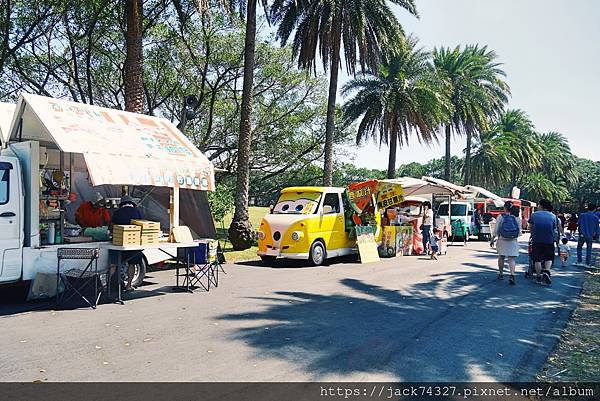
[376,177,468,255]
[464,185,505,239]
[0,93,215,291]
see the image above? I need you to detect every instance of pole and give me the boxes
[170,187,180,239]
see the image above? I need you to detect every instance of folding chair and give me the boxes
[176,243,214,292]
[56,248,102,309]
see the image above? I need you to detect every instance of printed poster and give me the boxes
[355,226,380,264]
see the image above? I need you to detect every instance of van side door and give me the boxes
[0,159,23,281]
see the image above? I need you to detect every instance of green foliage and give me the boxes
[570,158,600,208]
[522,172,570,204]
[208,183,235,225]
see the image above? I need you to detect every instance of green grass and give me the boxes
[537,255,600,382]
[216,206,269,263]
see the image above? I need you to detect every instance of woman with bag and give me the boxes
[494,201,522,285]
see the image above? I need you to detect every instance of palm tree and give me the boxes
[469,129,512,187]
[522,172,570,203]
[432,45,509,184]
[270,0,418,186]
[495,109,541,189]
[223,0,269,250]
[537,131,577,186]
[124,0,144,113]
[470,109,542,193]
[341,36,452,178]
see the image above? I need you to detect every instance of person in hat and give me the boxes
[110,195,144,291]
[111,195,143,226]
[75,192,110,228]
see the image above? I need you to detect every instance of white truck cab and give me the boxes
[0,156,23,283]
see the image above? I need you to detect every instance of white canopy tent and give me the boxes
[0,102,16,145]
[4,93,216,237]
[7,93,214,191]
[464,185,505,207]
[381,177,465,197]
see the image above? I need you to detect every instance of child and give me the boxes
[558,237,571,267]
[430,228,441,260]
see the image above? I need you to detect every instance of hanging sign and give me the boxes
[375,182,405,209]
[347,180,379,213]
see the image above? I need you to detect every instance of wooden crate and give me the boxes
[113,225,141,246]
[131,220,160,231]
[140,236,160,245]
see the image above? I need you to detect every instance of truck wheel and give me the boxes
[130,257,147,288]
[309,241,326,266]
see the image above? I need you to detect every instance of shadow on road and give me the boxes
[218,262,585,381]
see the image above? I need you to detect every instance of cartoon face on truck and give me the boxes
[257,187,356,266]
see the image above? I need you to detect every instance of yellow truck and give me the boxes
[257,186,379,265]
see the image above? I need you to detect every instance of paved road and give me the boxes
[0,237,592,382]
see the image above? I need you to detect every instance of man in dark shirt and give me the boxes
[111,195,143,291]
[528,199,557,285]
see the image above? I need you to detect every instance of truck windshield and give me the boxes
[438,204,468,217]
[273,192,322,214]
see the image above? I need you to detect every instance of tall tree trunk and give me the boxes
[124,0,144,113]
[463,131,472,185]
[387,133,397,179]
[323,12,342,186]
[444,124,451,181]
[228,0,257,250]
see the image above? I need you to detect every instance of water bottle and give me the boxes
[48,223,55,245]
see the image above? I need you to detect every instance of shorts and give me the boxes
[532,242,554,263]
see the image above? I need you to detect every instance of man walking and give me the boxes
[575,203,599,267]
[528,199,557,285]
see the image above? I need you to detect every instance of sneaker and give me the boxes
[542,271,552,285]
[536,275,543,285]
[498,273,504,280]
[509,275,515,285]
[574,262,585,267]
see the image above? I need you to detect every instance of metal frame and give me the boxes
[56,247,101,309]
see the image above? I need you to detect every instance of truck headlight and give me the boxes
[257,231,266,240]
[291,231,303,241]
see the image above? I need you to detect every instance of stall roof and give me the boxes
[421,176,468,195]
[0,102,16,145]
[7,93,214,191]
[464,185,505,207]
[381,177,461,197]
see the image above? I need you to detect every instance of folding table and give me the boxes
[101,241,198,303]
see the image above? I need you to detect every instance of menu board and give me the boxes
[356,226,380,264]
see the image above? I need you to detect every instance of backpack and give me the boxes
[499,214,520,239]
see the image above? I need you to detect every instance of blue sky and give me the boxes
[339,0,600,168]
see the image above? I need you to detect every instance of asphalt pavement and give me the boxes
[0,236,592,382]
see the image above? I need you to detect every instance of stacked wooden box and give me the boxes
[112,225,141,246]
[132,220,160,245]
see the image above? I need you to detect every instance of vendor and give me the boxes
[75,192,110,228]
[110,195,143,291]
